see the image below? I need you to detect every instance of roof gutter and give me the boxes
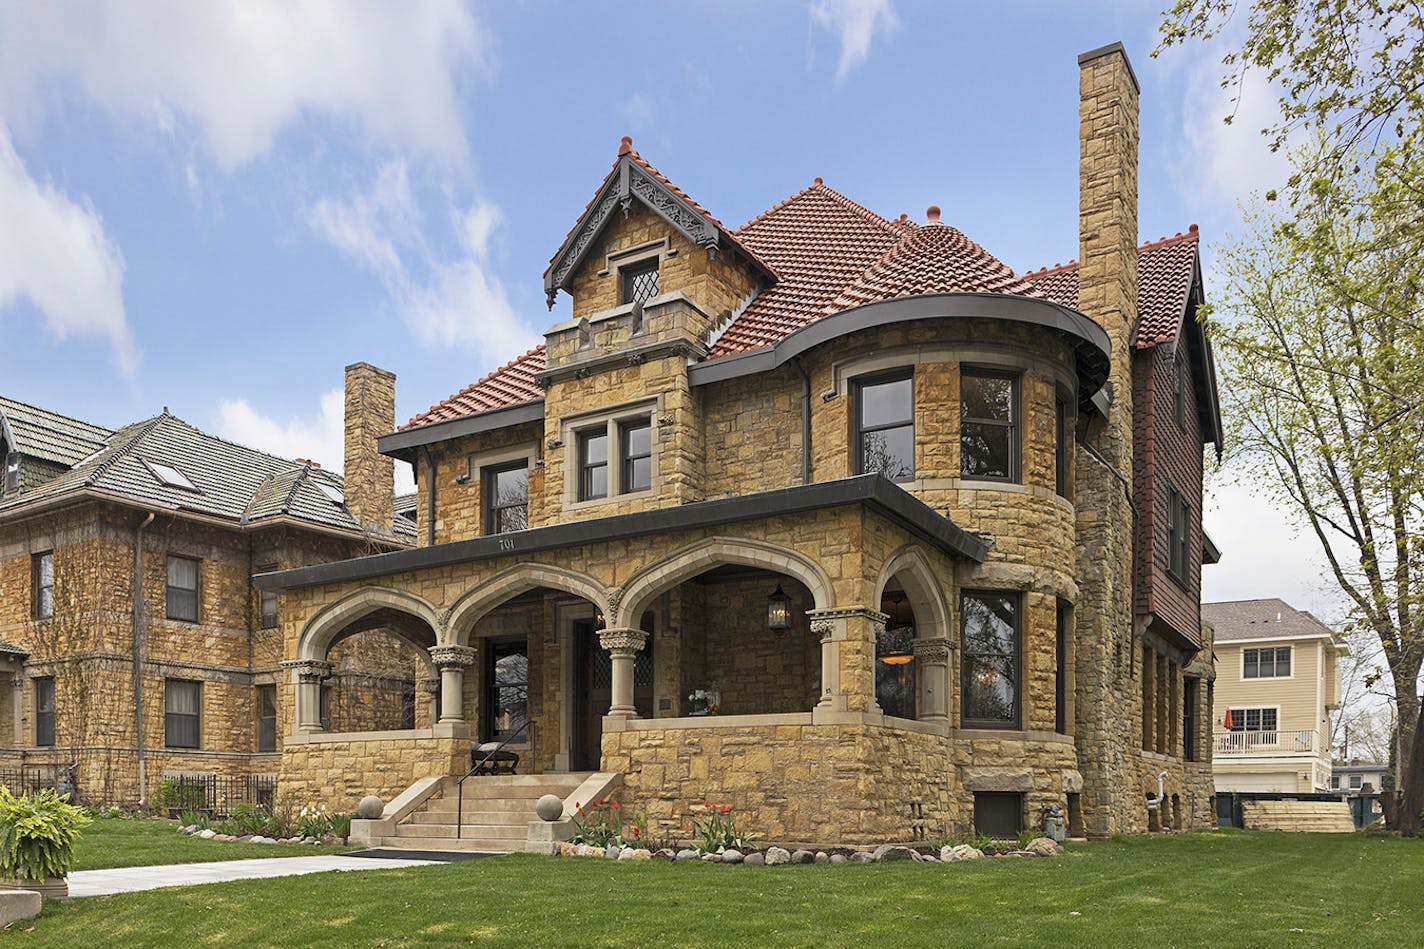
[377,401,545,461]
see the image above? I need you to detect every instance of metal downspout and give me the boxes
[133,511,155,807]
[792,358,812,485]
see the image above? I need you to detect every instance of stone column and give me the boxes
[430,645,476,726]
[280,659,333,732]
[599,628,648,718]
[420,677,441,728]
[808,608,884,715]
[913,638,953,724]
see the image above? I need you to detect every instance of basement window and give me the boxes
[973,792,1023,838]
[143,459,199,492]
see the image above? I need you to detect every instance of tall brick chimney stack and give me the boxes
[1074,42,1140,837]
[344,362,396,534]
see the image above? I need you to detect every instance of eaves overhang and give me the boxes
[256,474,988,593]
[378,401,546,461]
[688,292,1113,409]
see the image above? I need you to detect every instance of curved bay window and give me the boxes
[854,371,914,481]
[484,639,529,741]
[876,588,916,719]
[961,591,1020,729]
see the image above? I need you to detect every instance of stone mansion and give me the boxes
[258,43,1220,845]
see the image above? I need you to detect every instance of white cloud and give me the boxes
[0,0,486,171]
[217,387,415,494]
[309,162,536,357]
[0,123,137,375]
[809,0,898,82]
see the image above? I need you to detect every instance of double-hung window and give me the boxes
[853,371,914,481]
[1227,707,1278,733]
[576,413,654,501]
[257,563,279,629]
[961,591,1020,729]
[35,677,55,746]
[1166,485,1190,583]
[1243,646,1291,678]
[165,679,201,749]
[32,551,54,619]
[961,370,1019,481]
[1055,396,1070,499]
[256,684,277,753]
[167,555,200,622]
[484,461,530,534]
[1349,774,1363,791]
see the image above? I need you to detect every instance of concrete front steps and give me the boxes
[367,773,596,853]
[1242,799,1357,833]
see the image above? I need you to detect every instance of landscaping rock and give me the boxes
[676,849,699,862]
[721,849,744,864]
[1024,837,1063,857]
[198,829,216,839]
[948,844,985,861]
[0,891,42,926]
[606,844,622,860]
[216,834,238,842]
[238,835,254,843]
[849,851,874,863]
[791,849,815,865]
[873,845,917,862]
[322,835,341,845]
[743,852,766,866]
[302,836,318,845]
[829,854,847,864]
[655,848,676,860]
[765,846,791,866]
[618,848,652,861]
[701,853,719,862]
[814,851,830,863]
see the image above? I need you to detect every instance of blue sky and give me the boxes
[0,2,1339,620]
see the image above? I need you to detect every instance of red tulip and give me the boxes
[612,801,620,809]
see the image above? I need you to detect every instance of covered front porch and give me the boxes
[263,476,988,842]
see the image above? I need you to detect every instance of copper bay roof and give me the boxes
[403,144,1202,434]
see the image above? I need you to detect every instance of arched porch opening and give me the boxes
[875,545,953,724]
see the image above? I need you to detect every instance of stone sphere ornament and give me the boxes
[357,795,384,820]
[535,794,564,822]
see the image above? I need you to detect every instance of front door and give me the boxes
[572,620,654,771]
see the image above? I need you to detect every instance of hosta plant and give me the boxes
[0,786,92,881]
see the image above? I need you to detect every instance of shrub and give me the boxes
[154,779,207,813]
[330,813,354,840]
[179,810,209,830]
[0,787,92,881]
[690,800,756,855]
[1017,828,1039,850]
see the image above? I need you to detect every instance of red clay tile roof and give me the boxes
[402,347,546,430]
[825,207,1037,313]
[1021,226,1200,349]
[405,169,1202,433]
[707,180,906,357]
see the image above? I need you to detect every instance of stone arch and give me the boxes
[874,543,953,643]
[615,536,835,630]
[446,562,610,647]
[298,586,441,674]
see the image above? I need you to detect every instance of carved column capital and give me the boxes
[598,627,649,656]
[430,645,477,668]
[280,659,333,683]
[912,637,953,665]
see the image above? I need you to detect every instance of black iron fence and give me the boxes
[156,773,277,817]
[0,763,69,796]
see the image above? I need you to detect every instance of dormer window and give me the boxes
[621,258,659,306]
[143,459,199,492]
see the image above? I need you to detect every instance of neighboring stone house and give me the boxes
[0,367,414,806]
[1203,598,1346,794]
[261,43,1223,844]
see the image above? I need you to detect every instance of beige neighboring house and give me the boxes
[1331,760,1387,795]
[1203,599,1346,793]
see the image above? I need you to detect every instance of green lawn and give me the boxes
[71,818,354,870]
[14,830,1420,946]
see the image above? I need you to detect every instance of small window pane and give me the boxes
[620,419,653,494]
[35,678,55,747]
[859,376,913,428]
[33,551,54,619]
[486,640,529,740]
[167,556,199,622]
[1243,649,1260,679]
[962,374,1014,421]
[861,426,915,480]
[257,684,277,752]
[960,422,1013,479]
[1274,647,1291,677]
[578,430,609,501]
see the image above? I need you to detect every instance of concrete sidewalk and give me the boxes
[66,853,445,898]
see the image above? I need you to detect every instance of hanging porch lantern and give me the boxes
[767,584,791,634]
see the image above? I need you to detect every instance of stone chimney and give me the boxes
[1073,42,1140,837]
[344,362,396,533]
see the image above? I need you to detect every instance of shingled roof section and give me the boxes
[1021,227,1200,349]
[0,408,413,539]
[0,395,112,467]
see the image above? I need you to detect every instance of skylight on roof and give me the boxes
[315,483,345,505]
[142,459,199,492]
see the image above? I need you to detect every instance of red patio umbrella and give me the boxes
[1222,708,1234,730]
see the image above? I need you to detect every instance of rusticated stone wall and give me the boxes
[280,734,466,811]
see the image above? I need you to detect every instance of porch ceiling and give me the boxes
[256,474,987,593]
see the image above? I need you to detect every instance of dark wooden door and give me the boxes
[572,621,655,771]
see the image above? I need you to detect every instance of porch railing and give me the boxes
[1214,730,1317,756]
[455,719,533,840]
